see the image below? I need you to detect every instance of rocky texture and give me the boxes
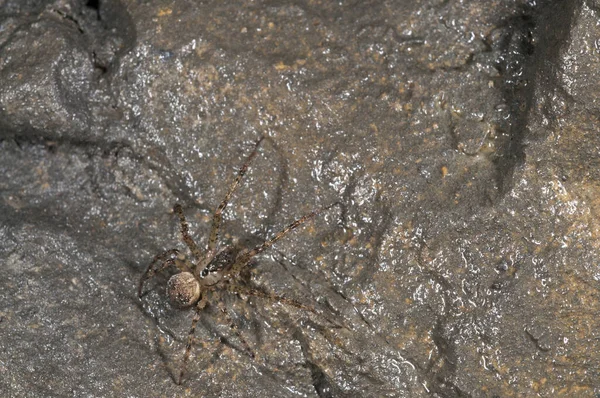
[1,0,599,397]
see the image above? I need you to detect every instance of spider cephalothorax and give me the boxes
[138,137,335,384]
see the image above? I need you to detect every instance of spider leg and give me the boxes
[205,137,265,265]
[173,204,203,265]
[138,249,180,298]
[228,207,322,277]
[178,292,209,385]
[222,282,321,320]
[215,298,256,359]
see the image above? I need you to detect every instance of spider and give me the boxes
[138,137,336,385]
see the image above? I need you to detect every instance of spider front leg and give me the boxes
[173,204,203,265]
[138,248,180,297]
[178,292,209,385]
[204,137,265,266]
[228,208,322,278]
[228,202,340,277]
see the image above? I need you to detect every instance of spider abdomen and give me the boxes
[167,272,201,307]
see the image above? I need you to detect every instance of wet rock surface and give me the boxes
[1,0,599,397]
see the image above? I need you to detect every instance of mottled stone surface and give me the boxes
[1,0,598,397]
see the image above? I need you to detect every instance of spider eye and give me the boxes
[201,269,208,277]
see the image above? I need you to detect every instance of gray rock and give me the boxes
[1,0,598,397]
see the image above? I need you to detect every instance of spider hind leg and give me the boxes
[138,248,180,298]
[216,297,256,360]
[178,293,209,385]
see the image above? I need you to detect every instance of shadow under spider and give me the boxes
[138,136,341,385]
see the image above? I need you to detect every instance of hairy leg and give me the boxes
[138,248,180,297]
[173,204,203,265]
[222,282,322,319]
[228,208,322,278]
[228,202,341,277]
[215,296,256,359]
[205,137,265,265]
[178,292,209,385]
